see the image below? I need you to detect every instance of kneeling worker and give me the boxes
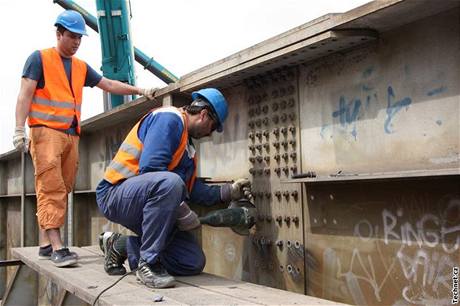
[96,88,252,288]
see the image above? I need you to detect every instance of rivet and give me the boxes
[274,167,281,175]
[280,127,288,135]
[255,131,262,140]
[288,125,296,134]
[291,190,298,199]
[263,155,270,162]
[287,85,295,95]
[282,191,290,200]
[289,113,296,121]
[272,128,280,136]
[293,216,299,224]
[290,165,297,174]
[290,152,297,160]
[272,102,279,111]
[248,144,255,152]
[280,100,287,109]
[274,154,281,162]
[248,132,255,140]
[273,142,280,149]
[288,98,295,107]
[284,216,291,223]
[275,191,282,199]
[256,156,263,163]
[263,130,270,138]
[282,153,289,161]
[289,140,296,147]
[256,144,262,152]
[281,141,288,149]
[249,157,255,163]
[262,117,269,126]
[276,240,283,247]
[275,215,282,223]
[280,113,287,122]
[262,105,269,114]
[255,119,261,127]
[282,166,289,175]
[271,89,279,99]
[264,168,271,175]
[279,265,284,272]
[272,115,279,124]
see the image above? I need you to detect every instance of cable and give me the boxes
[92,268,138,306]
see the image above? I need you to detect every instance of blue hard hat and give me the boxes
[192,88,229,133]
[55,10,88,36]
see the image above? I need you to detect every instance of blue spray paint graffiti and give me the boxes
[427,86,447,96]
[384,86,412,134]
[332,96,362,139]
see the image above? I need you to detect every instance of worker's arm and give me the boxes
[15,77,37,127]
[13,77,37,151]
[96,77,157,99]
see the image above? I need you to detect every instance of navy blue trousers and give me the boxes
[96,171,205,275]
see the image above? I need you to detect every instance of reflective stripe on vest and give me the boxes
[103,107,197,191]
[28,48,86,134]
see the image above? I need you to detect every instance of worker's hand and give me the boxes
[13,126,29,152]
[176,202,200,231]
[140,87,158,100]
[230,178,253,201]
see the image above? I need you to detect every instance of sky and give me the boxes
[0,0,370,154]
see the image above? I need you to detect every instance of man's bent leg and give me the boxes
[160,231,206,276]
[97,172,187,267]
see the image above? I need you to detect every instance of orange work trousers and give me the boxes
[29,127,79,229]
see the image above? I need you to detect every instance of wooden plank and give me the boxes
[9,247,253,305]
[11,247,346,306]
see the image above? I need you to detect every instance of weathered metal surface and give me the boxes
[304,178,459,305]
[298,9,459,175]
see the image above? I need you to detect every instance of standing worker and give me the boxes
[96,88,252,288]
[13,10,157,268]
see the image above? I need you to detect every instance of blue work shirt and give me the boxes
[96,110,222,206]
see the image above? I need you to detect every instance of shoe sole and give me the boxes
[38,255,51,260]
[53,258,78,267]
[136,276,175,288]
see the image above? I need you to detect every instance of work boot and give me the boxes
[136,259,175,288]
[50,247,78,267]
[38,244,52,260]
[100,232,127,275]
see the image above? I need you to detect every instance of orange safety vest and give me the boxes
[104,107,197,192]
[28,48,87,134]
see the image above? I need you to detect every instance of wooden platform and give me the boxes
[10,246,347,305]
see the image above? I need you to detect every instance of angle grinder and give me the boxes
[198,199,257,235]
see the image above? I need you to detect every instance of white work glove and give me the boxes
[13,126,29,152]
[176,202,201,231]
[230,178,253,201]
[140,87,158,100]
